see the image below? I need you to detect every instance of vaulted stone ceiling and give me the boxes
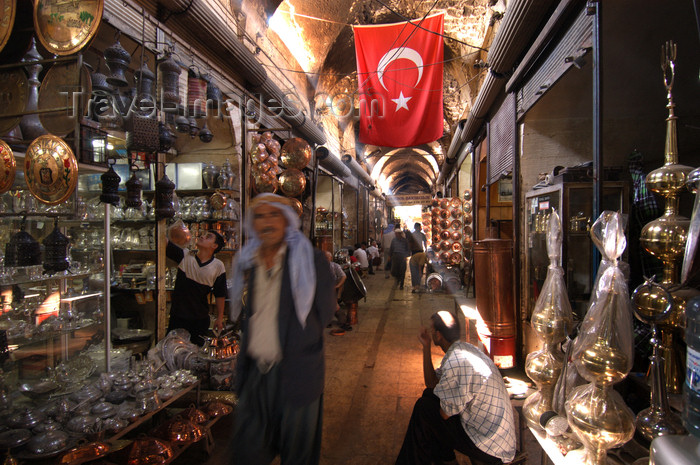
[265,0,502,194]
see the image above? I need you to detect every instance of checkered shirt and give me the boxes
[434,342,517,462]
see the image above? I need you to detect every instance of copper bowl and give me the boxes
[426,273,442,291]
[431,217,439,226]
[439,199,449,209]
[155,417,203,445]
[439,209,449,219]
[450,208,461,219]
[463,189,472,201]
[463,214,473,223]
[451,219,462,230]
[451,231,462,242]
[439,219,450,230]
[431,208,439,217]
[450,252,462,265]
[450,198,461,208]
[463,203,473,214]
[431,199,440,208]
[181,405,209,425]
[203,401,233,418]
[463,236,473,245]
[59,441,110,465]
[422,218,431,226]
[439,241,450,252]
[463,226,473,236]
[123,437,173,465]
[253,174,278,194]
[439,252,450,263]
[440,230,451,241]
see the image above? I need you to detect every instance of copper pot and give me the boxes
[250,143,268,164]
[58,441,110,465]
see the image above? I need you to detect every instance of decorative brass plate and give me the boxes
[33,0,103,56]
[0,68,28,134]
[0,0,17,53]
[38,61,91,137]
[25,135,78,205]
[0,139,16,193]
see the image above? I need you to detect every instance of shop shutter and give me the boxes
[488,93,515,185]
[516,7,593,119]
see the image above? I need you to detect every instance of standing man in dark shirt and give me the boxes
[409,222,427,256]
[167,225,227,346]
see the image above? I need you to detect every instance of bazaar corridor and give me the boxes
[192,270,531,465]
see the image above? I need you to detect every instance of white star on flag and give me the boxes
[391,91,412,112]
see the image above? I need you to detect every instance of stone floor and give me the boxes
[183,269,536,465]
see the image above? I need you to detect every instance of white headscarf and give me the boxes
[229,193,316,327]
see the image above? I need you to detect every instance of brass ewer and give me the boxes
[566,212,635,465]
[523,211,574,431]
[631,278,685,442]
[638,41,694,394]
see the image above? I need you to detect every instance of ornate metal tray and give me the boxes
[38,61,91,136]
[0,139,16,193]
[24,135,78,205]
[0,0,17,53]
[33,0,103,56]
[0,68,28,134]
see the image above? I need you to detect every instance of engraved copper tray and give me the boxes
[0,139,16,193]
[0,68,28,134]
[24,135,78,205]
[0,0,17,53]
[33,0,103,56]
[38,61,91,136]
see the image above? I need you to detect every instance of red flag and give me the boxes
[354,14,444,147]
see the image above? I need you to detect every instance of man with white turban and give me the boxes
[229,193,335,465]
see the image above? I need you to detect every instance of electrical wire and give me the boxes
[373,0,489,52]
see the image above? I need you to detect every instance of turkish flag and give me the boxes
[354,14,444,147]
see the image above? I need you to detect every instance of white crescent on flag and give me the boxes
[377,47,424,91]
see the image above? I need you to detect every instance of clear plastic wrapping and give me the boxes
[571,211,634,383]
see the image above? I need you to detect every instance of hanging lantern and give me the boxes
[42,218,70,273]
[188,116,199,138]
[199,120,213,143]
[104,34,131,88]
[100,164,121,205]
[125,172,143,208]
[175,115,190,133]
[155,173,176,219]
[187,69,207,118]
[158,51,181,106]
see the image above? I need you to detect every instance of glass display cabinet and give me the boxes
[0,168,108,397]
[524,181,629,319]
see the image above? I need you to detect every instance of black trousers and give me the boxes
[395,388,502,465]
[167,315,209,346]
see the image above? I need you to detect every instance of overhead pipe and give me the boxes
[487,0,558,75]
[444,119,467,162]
[316,146,351,178]
[342,154,375,188]
[158,0,326,145]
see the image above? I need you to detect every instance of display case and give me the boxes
[524,181,629,319]
[0,167,108,396]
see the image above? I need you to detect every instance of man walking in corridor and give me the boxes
[229,193,335,465]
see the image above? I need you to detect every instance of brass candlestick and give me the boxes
[566,212,635,465]
[523,211,574,431]
[638,41,693,394]
[631,278,685,442]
